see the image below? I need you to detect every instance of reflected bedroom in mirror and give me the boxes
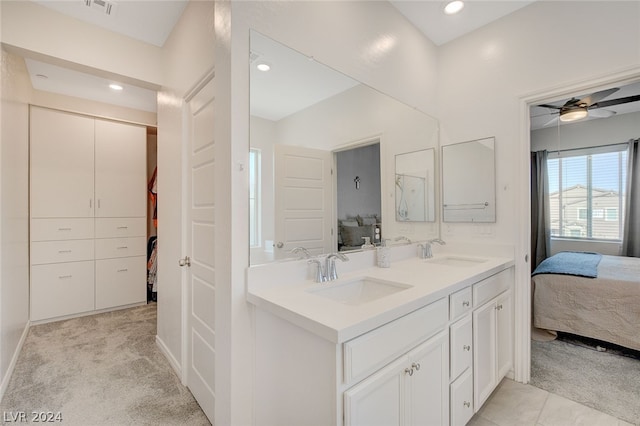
[249,30,440,266]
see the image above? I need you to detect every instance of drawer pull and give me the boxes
[411,362,421,371]
[58,227,72,231]
[463,401,471,408]
[58,275,72,279]
[462,301,470,307]
[117,226,129,230]
[463,345,471,351]
[117,268,128,273]
[117,246,128,250]
[496,304,503,311]
[404,367,414,377]
[58,250,72,254]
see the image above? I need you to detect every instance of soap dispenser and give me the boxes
[376,239,391,268]
[361,236,374,250]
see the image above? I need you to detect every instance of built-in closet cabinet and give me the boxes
[29,106,147,322]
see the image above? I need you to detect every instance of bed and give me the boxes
[532,251,640,351]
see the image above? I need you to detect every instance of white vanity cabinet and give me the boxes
[472,267,514,410]
[344,330,448,426]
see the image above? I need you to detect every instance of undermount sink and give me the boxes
[425,255,488,267]
[307,277,412,306]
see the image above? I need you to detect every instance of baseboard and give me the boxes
[156,335,182,380]
[0,321,30,401]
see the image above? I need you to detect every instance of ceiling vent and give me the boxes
[84,0,117,16]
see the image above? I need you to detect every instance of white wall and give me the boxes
[222,2,440,424]
[0,49,31,400]
[437,0,640,381]
[155,0,215,379]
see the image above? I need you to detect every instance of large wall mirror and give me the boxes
[441,137,496,222]
[249,30,440,265]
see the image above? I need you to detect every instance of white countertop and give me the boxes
[247,250,514,344]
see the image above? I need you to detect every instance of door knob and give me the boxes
[179,256,191,267]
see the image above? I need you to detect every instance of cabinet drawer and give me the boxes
[344,298,447,384]
[31,240,94,265]
[96,218,146,238]
[450,368,473,426]
[450,286,472,321]
[31,218,94,241]
[95,237,146,259]
[95,256,146,309]
[30,261,95,321]
[450,314,472,381]
[473,268,512,308]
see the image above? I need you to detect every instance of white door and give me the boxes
[183,76,216,422]
[94,119,147,217]
[274,144,333,258]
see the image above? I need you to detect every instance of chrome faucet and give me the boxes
[307,259,327,283]
[418,238,446,259]
[325,252,349,281]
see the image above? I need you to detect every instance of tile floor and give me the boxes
[469,379,636,426]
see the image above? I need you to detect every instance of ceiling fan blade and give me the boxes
[590,94,640,109]
[538,103,562,110]
[588,109,616,118]
[579,87,619,107]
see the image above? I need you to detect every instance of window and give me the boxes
[547,144,628,241]
[249,149,261,248]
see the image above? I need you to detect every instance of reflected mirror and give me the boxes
[249,31,440,265]
[395,149,436,222]
[441,137,496,222]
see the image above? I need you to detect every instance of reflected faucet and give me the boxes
[418,238,446,259]
[325,253,349,281]
[394,236,412,244]
[290,246,311,259]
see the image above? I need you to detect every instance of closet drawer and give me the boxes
[96,218,146,238]
[30,261,95,321]
[343,297,447,385]
[95,256,146,310]
[450,286,472,321]
[31,240,94,265]
[450,314,472,381]
[31,218,94,241]
[95,237,146,260]
[473,268,512,308]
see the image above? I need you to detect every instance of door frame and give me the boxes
[515,67,640,384]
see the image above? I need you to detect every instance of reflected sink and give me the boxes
[307,277,412,306]
[425,255,488,267]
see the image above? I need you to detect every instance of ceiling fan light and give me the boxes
[560,107,588,122]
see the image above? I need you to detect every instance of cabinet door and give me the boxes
[407,331,449,426]
[344,356,406,426]
[30,107,94,218]
[496,291,513,380]
[473,299,497,410]
[94,119,147,218]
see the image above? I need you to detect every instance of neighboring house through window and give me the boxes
[547,144,628,240]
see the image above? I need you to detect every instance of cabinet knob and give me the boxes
[411,362,421,371]
[462,301,470,307]
[404,367,414,376]
[463,401,471,408]
[496,304,503,311]
[463,345,471,351]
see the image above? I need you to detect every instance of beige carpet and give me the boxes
[0,304,210,425]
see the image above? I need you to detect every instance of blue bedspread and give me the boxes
[532,251,603,278]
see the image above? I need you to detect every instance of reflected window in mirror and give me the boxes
[442,137,496,222]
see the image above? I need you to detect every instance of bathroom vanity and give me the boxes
[248,247,514,426]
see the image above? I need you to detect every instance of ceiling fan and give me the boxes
[537,87,640,126]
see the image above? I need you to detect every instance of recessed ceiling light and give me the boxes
[444,0,464,15]
[256,62,271,72]
[109,83,124,91]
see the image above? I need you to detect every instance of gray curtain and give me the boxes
[622,139,640,257]
[531,150,550,271]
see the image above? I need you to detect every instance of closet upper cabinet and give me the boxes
[30,107,95,218]
[94,120,147,218]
